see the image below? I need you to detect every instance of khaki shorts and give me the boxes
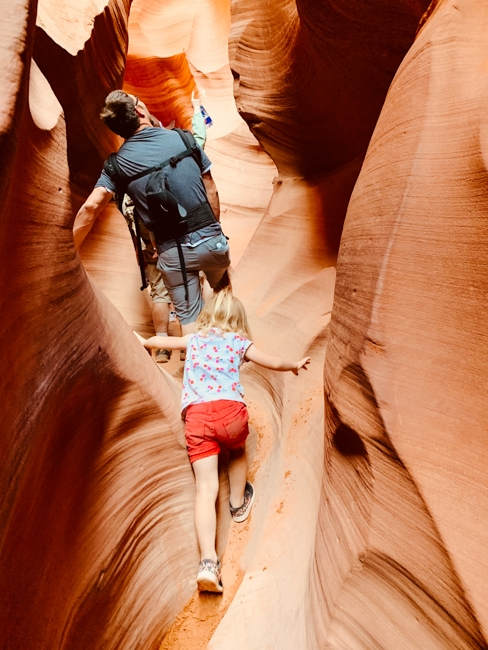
[145,262,171,304]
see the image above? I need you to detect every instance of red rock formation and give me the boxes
[1,2,196,649]
[320,0,488,647]
[3,0,487,648]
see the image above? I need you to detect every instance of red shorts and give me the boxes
[184,400,249,464]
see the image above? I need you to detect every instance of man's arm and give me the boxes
[202,170,220,221]
[73,186,114,250]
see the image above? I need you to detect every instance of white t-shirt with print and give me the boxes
[182,328,253,412]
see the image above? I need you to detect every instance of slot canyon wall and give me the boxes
[1,0,487,649]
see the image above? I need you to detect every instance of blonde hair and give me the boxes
[195,287,252,339]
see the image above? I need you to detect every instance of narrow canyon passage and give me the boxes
[1,1,488,649]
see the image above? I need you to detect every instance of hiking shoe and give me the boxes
[230,481,255,523]
[197,558,223,593]
[155,349,171,363]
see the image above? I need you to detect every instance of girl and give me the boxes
[135,287,310,593]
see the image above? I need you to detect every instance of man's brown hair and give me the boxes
[100,90,139,139]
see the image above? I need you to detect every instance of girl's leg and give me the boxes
[192,454,220,561]
[228,446,248,509]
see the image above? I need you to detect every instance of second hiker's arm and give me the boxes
[73,186,114,251]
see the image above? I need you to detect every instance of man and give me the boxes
[73,90,230,336]
[120,97,207,362]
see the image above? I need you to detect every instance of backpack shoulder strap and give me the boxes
[174,128,202,169]
[174,127,196,149]
[104,153,123,186]
[104,130,200,190]
[103,153,125,210]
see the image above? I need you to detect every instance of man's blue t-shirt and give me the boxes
[95,127,215,234]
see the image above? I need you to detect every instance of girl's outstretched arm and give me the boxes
[133,331,190,351]
[245,344,310,375]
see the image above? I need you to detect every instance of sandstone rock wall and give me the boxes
[320,0,488,647]
[2,0,487,648]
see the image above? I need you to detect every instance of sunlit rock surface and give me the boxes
[2,0,487,649]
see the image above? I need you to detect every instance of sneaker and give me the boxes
[230,481,255,523]
[197,558,223,593]
[155,349,171,363]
